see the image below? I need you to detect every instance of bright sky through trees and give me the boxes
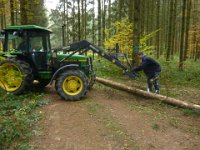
[44,0,60,11]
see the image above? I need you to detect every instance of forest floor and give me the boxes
[31,83,200,150]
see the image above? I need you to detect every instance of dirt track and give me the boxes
[32,84,200,150]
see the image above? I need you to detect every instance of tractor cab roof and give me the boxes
[4,25,52,33]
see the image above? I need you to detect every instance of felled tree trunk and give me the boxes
[96,77,200,111]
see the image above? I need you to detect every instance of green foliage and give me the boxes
[0,56,5,61]
[94,55,200,89]
[104,19,133,54]
[49,9,63,47]
[140,29,160,53]
[182,109,200,116]
[159,57,200,88]
[87,103,104,114]
[20,0,48,26]
[0,91,48,149]
[104,19,159,56]
[93,59,124,80]
[152,123,160,130]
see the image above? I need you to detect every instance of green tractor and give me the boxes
[0,25,136,101]
[0,25,95,100]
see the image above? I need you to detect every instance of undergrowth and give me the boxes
[158,57,200,88]
[0,91,48,150]
[93,56,200,89]
[93,56,200,107]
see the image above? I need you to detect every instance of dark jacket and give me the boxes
[133,55,161,78]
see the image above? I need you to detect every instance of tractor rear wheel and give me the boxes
[0,58,33,94]
[55,70,87,101]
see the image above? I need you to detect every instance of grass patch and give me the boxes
[182,109,200,116]
[87,103,104,114]
[0,91,49,150]
[152,123,160,130]
[168,117,179,128]
[129,101,182,130]
[129,103,157,114]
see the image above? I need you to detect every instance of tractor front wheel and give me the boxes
[55,70,87,101]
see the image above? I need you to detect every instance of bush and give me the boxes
[158,57,200,88]
[93,56,200,89]
[0,91,48,149]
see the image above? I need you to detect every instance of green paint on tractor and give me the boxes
[0,25,95,101]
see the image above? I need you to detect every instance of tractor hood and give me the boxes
[56,52,89,62]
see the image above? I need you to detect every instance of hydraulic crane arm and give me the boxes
[59,40,136,80]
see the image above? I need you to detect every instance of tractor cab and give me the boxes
[2,25,51,71]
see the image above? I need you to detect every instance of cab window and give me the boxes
[7,32,27,51]
[28,31,50,52]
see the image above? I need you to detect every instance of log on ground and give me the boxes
[96,77,200,111]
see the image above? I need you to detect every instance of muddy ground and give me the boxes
[32,83,200,150]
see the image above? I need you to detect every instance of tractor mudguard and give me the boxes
[50,64,79,85]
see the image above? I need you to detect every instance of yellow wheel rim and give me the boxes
[62,75,83,96]
[0,63,23,92]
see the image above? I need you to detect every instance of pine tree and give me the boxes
[98,0,102,46]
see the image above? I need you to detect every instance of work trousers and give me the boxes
[147,72,160,94]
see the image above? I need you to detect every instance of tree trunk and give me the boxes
[0,1,5,29]
[0,15,3,29]
[146,0,150,35]
[78,0,81,41]
[92,0,95,44]
[62,0,66,47]
[10,0,15,25]
[96,77,200,110]
[149,0,155,45]
[128,0,133,22]
[66,0,69,44]
[72,0,76,42]
[140,0,145,34]
[183,0,192,61]
[81,0,84,39]
[132,0,140,65]
[164,0,170,56]
[118,0,123,20]
[102,0,106,44]
[20,0,28,25]
[98,0,102,47]
[166,0,174,61]
[156,0,160,59]
[15,0,19,25]
[84,0,87,39]
[108,0,111,29]
[170,0,177,58]
[179,0,187,70]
